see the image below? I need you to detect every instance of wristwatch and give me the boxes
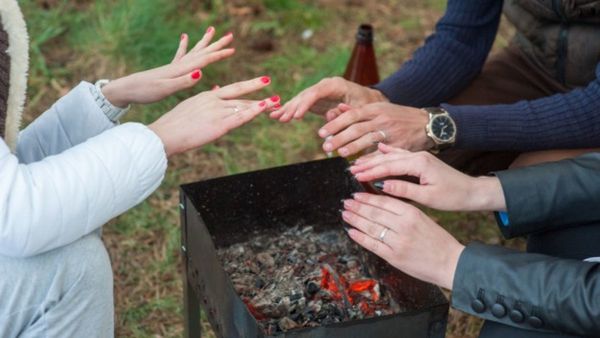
[423,107,457,153]
[91,79,131,123]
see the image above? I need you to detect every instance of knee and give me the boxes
[58,233,114,301]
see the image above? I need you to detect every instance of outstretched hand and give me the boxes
[102,27,236,107]
[349,143,506,212]
[149,76,280,157]
[342,192,464,290]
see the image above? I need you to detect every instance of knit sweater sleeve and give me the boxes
[443,62,600,151]
[373,0,502,107]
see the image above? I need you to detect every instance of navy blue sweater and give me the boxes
[374,0,600,151]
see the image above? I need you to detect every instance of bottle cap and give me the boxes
[356,24,374,43]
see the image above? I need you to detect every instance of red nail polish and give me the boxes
[191,70,202,80]
[180,33,186,41]
[261,76,271,84]
[270,95,280,103]
[273,104,282,109]
[259,101,267,108]
[206,26,214,34]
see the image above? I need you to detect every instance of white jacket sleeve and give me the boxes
[16,82,116,164]
[0,123,167,258]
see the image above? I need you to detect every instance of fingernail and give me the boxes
[226,31,233,37]
[349,160,357,165]
[338,209,344,214]
[206,26,214,34]
[340,199,346,204]
[191,69,202,80]
[344,167,352,173]
[323,143,333,152]
[259,101,267,107]
[180,33,186,41]
[373,181,385,190]
[273,103,282,109]
[339,148,349,157]
[270,95,280,103]
[212,85,219,91]
[261,76,271,84]
[344,199,354,209]
[318,129,328,138]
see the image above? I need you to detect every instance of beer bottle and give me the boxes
[343,24,380,86]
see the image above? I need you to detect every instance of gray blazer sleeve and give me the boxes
[451,242,600,336]
[494,153,600,238]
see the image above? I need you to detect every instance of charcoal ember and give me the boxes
[217,226,400,333]
[256,252,275,267]
[305,281,320,296]
[278,317,298,331]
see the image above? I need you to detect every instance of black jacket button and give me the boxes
[491,303,507,318]
[528,316,543,328]
[471,299,486,313]
[509,309,525,323]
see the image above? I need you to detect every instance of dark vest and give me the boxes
[503,0,600,88]
[0,19,9,141]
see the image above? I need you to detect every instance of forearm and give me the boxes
[494,153,600,238]
[444,64,600,151]
[0,123,167,257]
[452,243,600,335]
[17,82,115,163]
[374,0,501,107]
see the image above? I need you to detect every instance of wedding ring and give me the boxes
[377,130,388,143]
[379,227,389,243]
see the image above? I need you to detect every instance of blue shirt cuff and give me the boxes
[498,211,510,226]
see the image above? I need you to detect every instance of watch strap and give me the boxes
[92,79,131,122]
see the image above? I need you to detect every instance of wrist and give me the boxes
[101,79,129,108]
[443,243,465,290]
[467,176,506,211]
[368,88,389,103]
[148,119,178,157]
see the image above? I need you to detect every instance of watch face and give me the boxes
[431,115,456,142]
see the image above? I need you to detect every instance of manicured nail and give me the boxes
[259,101,267,107]
[318,129,328,138]
[323,143,333,152]
[373,181,385,190]
[270,95,280,103]
[180,33,186,41]
[344,200,354,209]
[191,70,202,80]
[261,76,271,84]
[273,103,282,109]
[338,209,344,214]
[206,26,214,34]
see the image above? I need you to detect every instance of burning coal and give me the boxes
[217,226,402,334]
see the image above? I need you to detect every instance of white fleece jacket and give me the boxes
[0,82,167,257]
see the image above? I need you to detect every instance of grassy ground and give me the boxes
[20,1,523,337]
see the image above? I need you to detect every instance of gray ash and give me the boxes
[217,226,401,334]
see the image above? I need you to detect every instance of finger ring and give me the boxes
[377,130,388,143]
[232,106,240,113]
[379,227,389,243]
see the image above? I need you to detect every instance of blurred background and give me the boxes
[19,0,524,337]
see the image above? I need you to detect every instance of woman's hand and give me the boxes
[342,192,465,290]
[350,143,506,212]
[149,76,279,157]
[102,27,235,107]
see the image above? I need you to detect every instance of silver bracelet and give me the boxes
[91,79,131,122]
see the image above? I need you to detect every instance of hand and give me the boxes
[350,143,506,211]
[269,76,388,123]
[318,102,433,157]
[102,27,235,107]
[149,76,279,157]
[342,192,465,290]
